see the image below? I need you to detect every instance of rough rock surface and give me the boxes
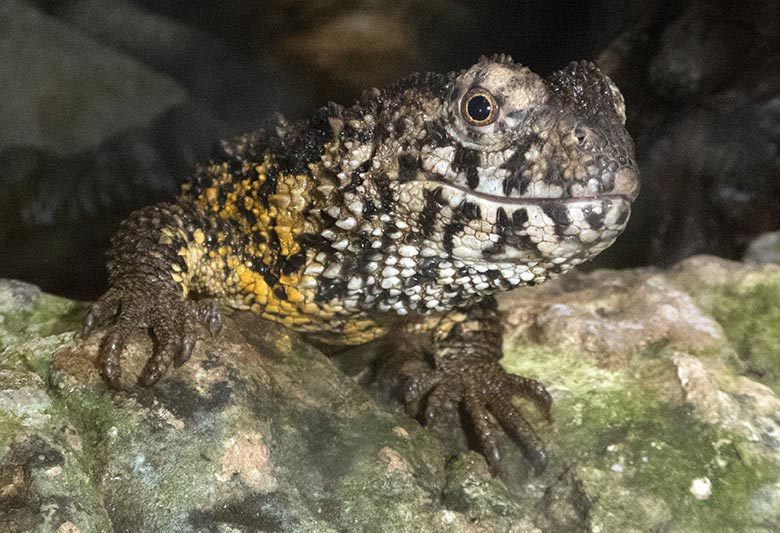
[745,231,780,265]
[2,256,780,532]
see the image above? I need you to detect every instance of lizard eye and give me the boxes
[462,88,498,126]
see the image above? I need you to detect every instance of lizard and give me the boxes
[82,54,639,473]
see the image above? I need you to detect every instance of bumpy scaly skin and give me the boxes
[84,55,639,472]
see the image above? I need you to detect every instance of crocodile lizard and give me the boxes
[83,54,639,473]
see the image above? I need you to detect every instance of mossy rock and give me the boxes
[1,256,779,532]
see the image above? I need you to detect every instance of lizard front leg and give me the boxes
[82,202,225,388]
[392,297,552,473]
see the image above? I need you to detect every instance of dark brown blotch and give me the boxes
[541,203,570,236]
[418,186,445,237]
[454,201,481,221]
[374,173,394,210]
[583,206,605,229]
[316,279,347,302]
[512,208,529,226]
[453,147,480,189]
[397,153,419,182]
[281,251,306,275]
[443,222,465,256]
[422,121,448,147]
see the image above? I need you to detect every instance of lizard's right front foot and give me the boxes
[82,282,223,389]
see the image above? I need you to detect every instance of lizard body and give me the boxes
[85,55,639,472]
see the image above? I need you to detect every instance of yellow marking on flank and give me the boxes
[193,229,206,245]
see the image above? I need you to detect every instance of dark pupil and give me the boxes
[467,95,491,122]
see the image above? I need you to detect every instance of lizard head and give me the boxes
[391,55,639,287]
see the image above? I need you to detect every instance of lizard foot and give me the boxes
[83,284,223,389]
[405,360,552,474]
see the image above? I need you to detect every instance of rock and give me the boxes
[49,0,308,131]
[2,257,780,530]
[0,279,525,532]
[500,256,780,531]
[593,0,780,267]
[3,256,780,531]
[744,231,780,264]
[0,1,232,299]
[0,0,185,156]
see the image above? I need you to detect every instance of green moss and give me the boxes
[704,281,780,394]
[639,338,671,359]
[442,452,523,519]
[0,292,84,348]
[3,334,74,384]
[48,389,125,483]
[52,387,228,528]
[0,410,25,450]
[0,284,85,384]
[502,341,778,531]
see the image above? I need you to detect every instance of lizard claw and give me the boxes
[82,310,96,339]
[82,287,121,339]
[84,282,224,389]
[99,330,127,390]
[193,300,223,336]
[206,310,223,336]
[508,374,553,421]
[175,335,196,367]
[139,362,165,387]
[404,360,551,474]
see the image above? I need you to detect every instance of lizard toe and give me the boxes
[174,334,196,367]
[192,299,223,336]
[487,383,548,475]
[421,376,461,423]
[99,330,128,390]
[83,287,121,339]
[464,385,502,471]
[96,293,147,389]
[508,374,553,421]
[403,370,442,415]
[138,300,189,386]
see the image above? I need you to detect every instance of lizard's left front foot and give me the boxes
[406,360,552,474]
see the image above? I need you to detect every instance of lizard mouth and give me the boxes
[440,181,633,206]
[425,180,634,220]
[434,161,639,206]
[396,179,633,268]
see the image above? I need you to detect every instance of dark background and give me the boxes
[1,0,778,300]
